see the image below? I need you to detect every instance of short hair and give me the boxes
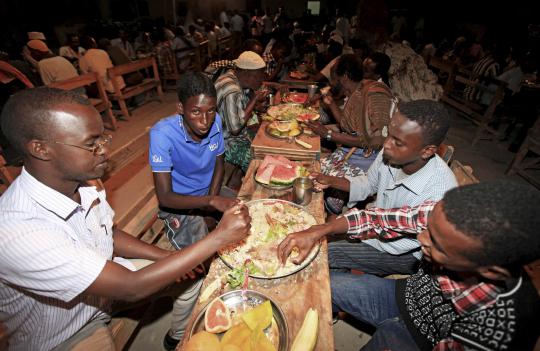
[241,39,263,53]
[442,181,540,267]
[397,99,450,146]
[335,54,363,82]
[176,71,217,104]
[0,87,91,155]
[368,52,391,83]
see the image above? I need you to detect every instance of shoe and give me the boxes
[163,333,180,351]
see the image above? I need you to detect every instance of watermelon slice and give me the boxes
[273,155,296,167]
[255,164,275,185]
[258,155,293,170]
[270,165,301,186]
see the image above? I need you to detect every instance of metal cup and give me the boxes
[292,177,313,206]
[307,84,318,99]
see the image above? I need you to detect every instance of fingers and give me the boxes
[277,236,293,265]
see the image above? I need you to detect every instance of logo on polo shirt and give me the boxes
[152,155,164,163]
[209,143,218,151]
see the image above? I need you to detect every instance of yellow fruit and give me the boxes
[250,328,277,351]
[184,331,221,351]
[288,128,301,137]
[222,345,242,351]
[275,122,292,132]
[205,297,232,333]
[290,308,318,351]
[241,301,272,331]
[221,322,252,349]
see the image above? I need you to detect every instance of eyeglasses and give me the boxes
[54,134,112,156]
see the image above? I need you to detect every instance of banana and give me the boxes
[291,308,318,351]
[295,138,312,149]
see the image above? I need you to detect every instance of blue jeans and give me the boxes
[331,272,420,351]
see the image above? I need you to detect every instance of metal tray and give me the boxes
[219,199,320,279]
[189,290,289,351]
[265,123,303,140]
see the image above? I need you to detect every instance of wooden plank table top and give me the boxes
[251,121,321,161]
[178,159,334,351]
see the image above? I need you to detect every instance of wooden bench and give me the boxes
[441,72,507,146]
[450,160,479,186]
[217,35,233,59]
[48,72,118,130]
[107,57,163,119]
[506,116,540,189]
[425,56,457,95]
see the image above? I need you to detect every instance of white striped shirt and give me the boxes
[347,151,457,258]
[0,168,114,350]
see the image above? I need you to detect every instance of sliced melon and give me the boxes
[255,164,275,185]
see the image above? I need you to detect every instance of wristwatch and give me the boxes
[325,129,333,141]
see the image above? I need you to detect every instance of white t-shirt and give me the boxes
[38,56,79,85]
[79,48,125,93]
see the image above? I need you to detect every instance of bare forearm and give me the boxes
[113,229,170,261]
[208,157,225,196]
[157,191,213,210]
[327,103,343,124]
[326,175,351,192]
[90,230,226,301]
[318,216,350,237]
[243,98,258,123]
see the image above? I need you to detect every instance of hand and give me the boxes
[303,94,320,108]
[254,89,270,103]
[321,93,334,107]
[309,172,332,191]
[209,196,239,213]
[277,226,326,265]
[215,203,251,247]
[306,121,327,137]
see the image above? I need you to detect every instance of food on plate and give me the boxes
[220,199,318,278]
[205,297,233,333]
[295,138,312,149]
[282,92,308,104]
[266,104,319,122]
[267,120,302,138]
[290,308,319,351]
[220,308,277,351]
[184,331,221,351]
[241,301,272,331]
[255,155,307,187]
[289,70,309,79]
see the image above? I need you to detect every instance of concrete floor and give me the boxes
[123,94,535,351]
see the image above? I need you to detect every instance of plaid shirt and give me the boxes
[345,203,504,351]
[262,52,277,77]
[154,42,175,76]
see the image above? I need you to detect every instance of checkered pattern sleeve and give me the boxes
[345,201,436,240]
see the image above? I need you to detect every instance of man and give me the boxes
[262,39,291,81]
[0,87,250,350]
[311,99,457,274]
[150,72,236,250]
[111,30,135,59]
[80,36,125,93]
[27,40,80,87]
[362,51,391,85]
[214,51,268,173]
[279,181,540,350]
[59,34,86,67]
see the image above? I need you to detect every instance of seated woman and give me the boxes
[307,54,395,213]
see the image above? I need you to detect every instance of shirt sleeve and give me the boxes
[365,90,393,148]
[222,91,246,134]
[215,114,226,156]
[347,151,383,203]
[0,225,107,302]
[345,201,435,241]
[149,127,173,172]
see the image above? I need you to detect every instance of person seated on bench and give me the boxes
[309,100,457,275]
[0,87,251,351]
[214,51,269,173]
[149,71,237,246]
[80,36,126,94]
[279,181,540,351]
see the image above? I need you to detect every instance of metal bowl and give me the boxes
[189,290,289,351]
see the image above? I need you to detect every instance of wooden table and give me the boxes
[251,121,321,161]
[178,159,334,351]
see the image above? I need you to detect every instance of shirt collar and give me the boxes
[177,114,221,145]
[19,167,99,220]
[388,155,439,195]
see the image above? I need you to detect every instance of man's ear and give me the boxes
[176,102,184,116]
[27,139,52,161]
[476,265,512,282]
[421,144,438,160]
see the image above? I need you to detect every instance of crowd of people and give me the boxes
[0,5,539,351]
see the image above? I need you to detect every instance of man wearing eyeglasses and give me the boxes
[0,87,251,351]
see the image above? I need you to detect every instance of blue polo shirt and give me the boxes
[149,114,225,196]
